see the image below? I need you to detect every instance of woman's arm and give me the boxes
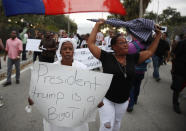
[28,97,34,105]
[138,27,162,64]
[87,20,104,59]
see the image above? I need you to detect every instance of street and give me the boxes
[0,63,186,131]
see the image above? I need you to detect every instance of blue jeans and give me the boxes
[152,55,162,79]
[128,73,145,108]
[7,58,20,83]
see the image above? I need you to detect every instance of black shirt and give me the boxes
[40,38,56,58]
[99,50,139,103]
[172,39,186,77]
[155,39,170,57]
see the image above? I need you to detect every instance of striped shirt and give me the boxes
[87,18,155,42]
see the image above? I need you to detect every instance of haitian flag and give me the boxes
[2,0,126,16]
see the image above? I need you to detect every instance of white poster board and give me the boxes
[29,62,113,127]
[26,39,42,52]
[74,48,102,69]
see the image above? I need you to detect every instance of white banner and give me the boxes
[26,39,42,52]
[29,62,113,127]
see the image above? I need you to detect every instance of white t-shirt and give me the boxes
[43,60,93,131]
[80,40,87,48]
[104,36,112,47]
[96,32,104,46]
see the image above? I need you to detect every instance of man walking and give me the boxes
[171,34,186,114]
[152,32,170,81]
[3,30,23,87]
[39,32,57,63]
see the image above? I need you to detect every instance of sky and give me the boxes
[68,0,186,35]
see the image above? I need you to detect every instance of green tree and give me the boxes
[144,11,157,21]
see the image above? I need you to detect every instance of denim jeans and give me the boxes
[152,55,162,79]
[128,73,145,108]
[7,58,20,83]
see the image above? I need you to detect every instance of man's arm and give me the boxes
[19,28,28,39]
[0,38,4,50]
[4,40,8,61]
[17,40,23,59]
[4,50,7,61]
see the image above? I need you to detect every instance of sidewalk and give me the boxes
[0,53,33,81]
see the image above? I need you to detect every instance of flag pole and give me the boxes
[139,0,143,18]
[68,0,70,36]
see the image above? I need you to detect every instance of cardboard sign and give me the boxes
[26,39,42,52]
[29,62,113,127]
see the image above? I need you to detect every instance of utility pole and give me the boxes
[68,15,70,36]
[156,0,159,23]
[139,0,143,18]
[67,0,70,36]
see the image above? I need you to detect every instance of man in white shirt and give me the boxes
[96,31,104,46]
[104,29,114,48]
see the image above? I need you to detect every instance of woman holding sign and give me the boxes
[29,38,92,131]
[87,19,161,131]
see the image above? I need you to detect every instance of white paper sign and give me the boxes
[74,48,102,69]
[26,39,42,52]
[29,62,113,127]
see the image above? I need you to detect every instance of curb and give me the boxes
[0,59,33,81]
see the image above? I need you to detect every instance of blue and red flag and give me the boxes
[2,0,126,16]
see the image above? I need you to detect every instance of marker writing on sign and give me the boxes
[37,64,101,90]
[48,106,80,121]
[31,86,64,105]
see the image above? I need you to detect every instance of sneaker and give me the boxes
[173,104,181,114]
[3,82,11,87]
[16,80,20,84]
[156,78,161,82]
[127,107,133,112]
[0,100,4,107]
[0,96,4,107]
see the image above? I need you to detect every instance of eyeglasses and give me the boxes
[117,41,128,45]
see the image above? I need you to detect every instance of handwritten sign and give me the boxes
[29,62,113,127]
[26,39,42,52]
[74,48,102,69]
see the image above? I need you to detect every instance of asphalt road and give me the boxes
[0,63,186,131]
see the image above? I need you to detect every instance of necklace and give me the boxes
[113,55,127,78]
[117,62,127,78]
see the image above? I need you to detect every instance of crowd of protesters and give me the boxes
[0,18,185,131]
